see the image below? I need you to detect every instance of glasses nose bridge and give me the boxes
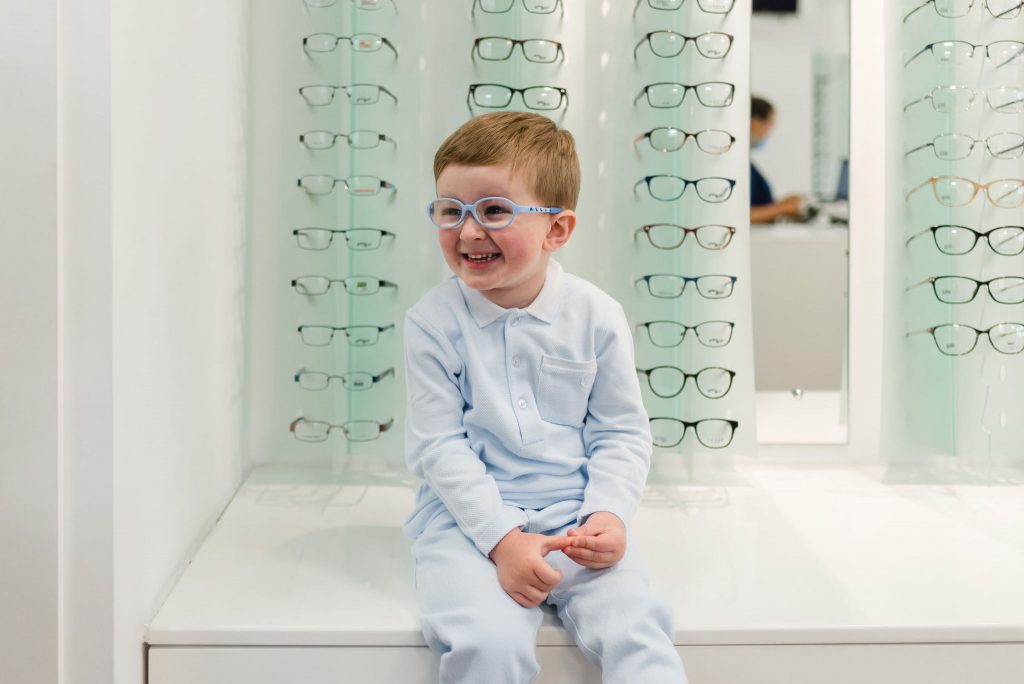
[459,202,488,238]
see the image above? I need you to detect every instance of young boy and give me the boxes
[403,111,687,683]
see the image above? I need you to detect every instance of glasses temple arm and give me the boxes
[904,141,933,157]
[905,177,934,202]
[902,0,931,23]
[904,44,931,67]
[905,227,934,246]
[903,93,930,112]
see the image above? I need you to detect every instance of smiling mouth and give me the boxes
[462,252,501,263]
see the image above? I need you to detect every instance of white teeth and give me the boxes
[465,253,499,263]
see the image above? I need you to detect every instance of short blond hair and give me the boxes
[433,112,581,210]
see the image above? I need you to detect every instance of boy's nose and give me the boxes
[458,214,487,240]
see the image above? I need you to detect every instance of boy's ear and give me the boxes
[543,210,576,252]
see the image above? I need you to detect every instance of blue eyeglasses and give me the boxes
[427,196,563,230]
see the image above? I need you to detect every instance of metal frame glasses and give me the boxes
[903,85,1024,114]
[303,0,397,11]
[907,323,1024,355]
[634,175,736,203]
[293,227,395,251]
[903,0,1023,22]
[649,417,739,449]
[906,224,1024,256]
[472,37,564,64]
[637,366,736,399]
[633,31,734,60]
[634,81,735,109]
[466,84,568,115]
[292,275,398,296]
[635,274,737,299]
[298,174,397,197]
[633,0,736,17]
[297,323,395,347]
[472,0,564,17]
[300,129,397,151]
[427,196,562,230]
[637,320,735,348]
[299,83,398,107]
[294,367,395,391]
[634,127,735,154]
[634,223,736,250]
[904,40,1024,68]
[303,33,398,59]
[907,276,1024,304]
[290,417,395,443]
[905,176,1024,208]
[905,133,1024,161]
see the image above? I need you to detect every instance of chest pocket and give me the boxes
[536,355,598,427]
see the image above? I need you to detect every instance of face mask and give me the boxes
[752,136,769,151]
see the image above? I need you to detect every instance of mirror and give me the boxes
[749,0,851,444]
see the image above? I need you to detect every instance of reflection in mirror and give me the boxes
[749,0,850,444]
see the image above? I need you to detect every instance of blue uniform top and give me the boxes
[402,258,653,557]
[750,162,774,206]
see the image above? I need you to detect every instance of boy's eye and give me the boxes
[483,205,511,215]
[440,207,462,216]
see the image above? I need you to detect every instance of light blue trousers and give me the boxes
[412,513,688,684]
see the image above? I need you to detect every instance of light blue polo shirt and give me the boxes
[402,258,653,557]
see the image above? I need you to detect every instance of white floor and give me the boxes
[149,461,1024,650]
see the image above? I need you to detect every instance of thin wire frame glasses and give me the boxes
[907,323,1024,355]
[291,275,398,296]
[634,223,736,250]
[903,85,1024,114]
[290,417,395,442]
[904,40,1024,67]
[472,37,564,64]
[293,227,395,251]
[904,133,1024,161]
[635,274,737,299]
[299,83,398,107]
[300,130,397,151]
[294,367,395,391]
[298,175,398,197]
[297,324,395,347]
[906,276,1024,304]
[303,33,399,59]
[905,176,1024,208]
[649,417,739,449]
[903,0,1023,22]
[637,320,735,348]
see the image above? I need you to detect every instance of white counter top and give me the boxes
[147,462,1024,647]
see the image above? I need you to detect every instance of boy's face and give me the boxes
[435,163,575,309]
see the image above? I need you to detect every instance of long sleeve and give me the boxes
[577,303,652,530]
[404,310,528,556]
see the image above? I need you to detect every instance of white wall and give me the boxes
[0,1,59,682]
[110,1,248,683]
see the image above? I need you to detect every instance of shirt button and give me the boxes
[512,356,521,367]
[517,398,527,410]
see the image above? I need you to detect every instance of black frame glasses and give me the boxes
[294,367,395,391]
[298,175,398,197]
[300,129,397,151]
[290,417,395,443]
[472,36,564,64]
[291,275,398,296]
[633,0,736,17]
[907,275,1024,304]
[467,83,568,115]
[907,323,1024,355]
[634,127,735,154]
[635,274,737,299]
[303,33,399,59]
[633,31,734,61]
[649,417,739,449]
[637,320,735,348]
[293,227,395,251]
[299,83,398,107]
[903,0,1023,22]
[904,40,1024,68]
[297,323,395,347]
[634,223,736,250]
[905,132,1024,161]
[634,175,736,203]
[636,366,736,399]
[634,81,735,109]
[472,0,564,17]
[906,224,1024,256]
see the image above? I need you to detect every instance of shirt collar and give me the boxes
[457,258,564,328]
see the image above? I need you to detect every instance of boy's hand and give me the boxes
[489,529,572,608]
[563,511,626,570]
